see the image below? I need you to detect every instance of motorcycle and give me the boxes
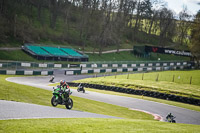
[49,76,54,83]
[51,85,73,109]
[166,116,176,123]
[77,83,85,93]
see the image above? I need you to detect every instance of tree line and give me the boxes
[0,0,199,59]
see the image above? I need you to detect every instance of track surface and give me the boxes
[4,70,200,125]
[0,100,117,120]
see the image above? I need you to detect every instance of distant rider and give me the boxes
[166,113,175,122]
[49,76,54,82]
[78,83,83,89]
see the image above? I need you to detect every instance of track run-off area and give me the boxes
[2,69,200,125]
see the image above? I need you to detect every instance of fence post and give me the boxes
[127,73,129,79]
[156,74,159,81]
[142,73,144,80]
[172,75,175,82]
[115,72,117,79]
[190,76,192,85]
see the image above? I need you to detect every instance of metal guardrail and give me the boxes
[0,60,195,70]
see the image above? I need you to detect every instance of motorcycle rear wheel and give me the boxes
[51,96,58,107]
[65,98,73,109]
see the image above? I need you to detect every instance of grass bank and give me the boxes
[1,75,200,132]
[0,75,152,120]
[0,49,189,62]
[75,70,200,99]
[0,118,200,133]
[88,52,190,61]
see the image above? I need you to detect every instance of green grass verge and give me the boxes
[0,118,200,133]
[87,51,190,61]
[0,75,152,120]
[0,50,38,62]
[75,70,200,99]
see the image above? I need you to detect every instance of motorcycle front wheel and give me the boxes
[172,120,176,123]
[65,98,73,109]
[51,96,58,107]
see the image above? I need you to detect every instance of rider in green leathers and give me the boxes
[60,80,70,101]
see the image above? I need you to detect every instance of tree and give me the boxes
[148,0,166,35]
[177,6,192,45]
[49,0,61,29]
[158,8,175,47]
[190,11,200,61]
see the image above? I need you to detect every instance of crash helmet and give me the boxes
[60,80,66,85]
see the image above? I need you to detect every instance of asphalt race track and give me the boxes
[3,69,200,125]
[0,100,118,120]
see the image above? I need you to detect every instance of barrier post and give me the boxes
[156,74,159,81]
[142,73,144,80]
[172,75,175,82]
[190,76,192,85]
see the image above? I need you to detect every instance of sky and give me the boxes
[165,0,200,15]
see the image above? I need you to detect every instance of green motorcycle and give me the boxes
[51,85,73,109]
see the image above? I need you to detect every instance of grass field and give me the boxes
[75,70,200,100]
[0,118,200,133]
[1,75,200,132]
[0,75,152,120]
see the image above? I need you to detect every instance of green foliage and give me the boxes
[0,0,192,53]
[190,12,200,60]
[0,118,200,133]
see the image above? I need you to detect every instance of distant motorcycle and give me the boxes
[77,83,85,93]
[166,113,176,123]
[51,85,73,109]
[49,76,54,82]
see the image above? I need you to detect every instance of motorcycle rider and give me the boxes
[77,83,85,93]
[49,76,54,82]
[60,80,70,101]
[78,83,83,90]
[166,113,175,122]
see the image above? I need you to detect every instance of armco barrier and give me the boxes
[66,64,190,75]
[0,70,53,75]
[67,82,200,106]
[0,61,196,70]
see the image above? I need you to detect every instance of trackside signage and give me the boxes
[145,46,192,57]
[164,49,192,56]
[134,46,192,57]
